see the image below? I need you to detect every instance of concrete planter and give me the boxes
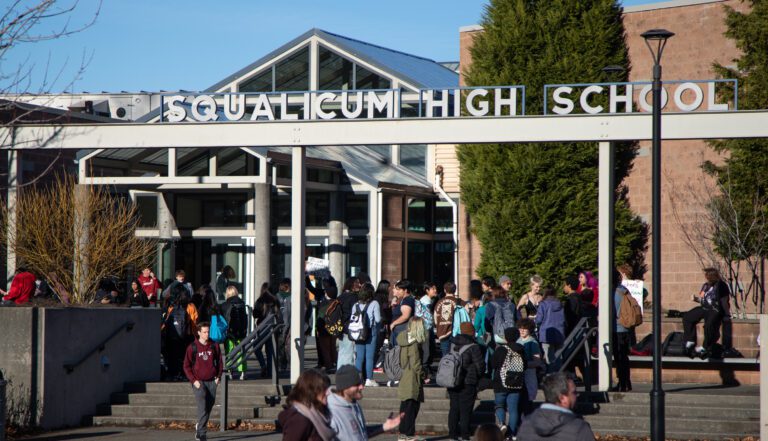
[0,307,160,429]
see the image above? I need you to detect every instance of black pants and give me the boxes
[613,331,632,390]
[399,399,420,437]
[421,328,435,377]
[682,307,723,349]
[192,380,217,439]
[448,384,477,439]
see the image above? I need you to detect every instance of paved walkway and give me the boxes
[17,427,421,441]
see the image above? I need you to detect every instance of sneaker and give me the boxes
[500,425,508,436]
[365,379,379,387]
[373,367,383,373]
[386,380,400,387]
[239,372,246,381]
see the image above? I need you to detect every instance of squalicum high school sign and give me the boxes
[161,79,736,123]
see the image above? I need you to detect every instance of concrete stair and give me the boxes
[92,380,760,439]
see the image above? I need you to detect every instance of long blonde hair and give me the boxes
[407,316,426,344]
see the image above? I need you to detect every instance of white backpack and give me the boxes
[347,303,371,343]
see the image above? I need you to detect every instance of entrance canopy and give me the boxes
[5,110,768,149]
[4,109,768,386]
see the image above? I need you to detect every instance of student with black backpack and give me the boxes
[253,282,279,377]
[352,283,381,386]
[491,327,526,439]
[443,321,485,441]
[163,283,194,381]
[221,286,249,380]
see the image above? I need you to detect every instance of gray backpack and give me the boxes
[436,343,474,388]
[383,343,402,382]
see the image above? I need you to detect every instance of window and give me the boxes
[367,145,391,162]
[306,192,330,226]
[275,47,310,91]
[240,68,272,93]
[177,149,209,177]
[175,194,247,228]
[435,200,454,233]
[345,194,369,229]
[346,238,368,278]
[271,192,291,227]
[400,144,427,176]
[308,168,335,184]
[217,149,259,176]
[135,195,158,228]
[319,46,353,90]
[356,65,391,89]
[407,198,431,232]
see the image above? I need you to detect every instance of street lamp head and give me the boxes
[641,29,675,65]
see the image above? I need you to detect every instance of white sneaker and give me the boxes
[239,372,246,381]
[365,379,379,387]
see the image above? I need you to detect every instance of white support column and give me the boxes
[598,141,615,391]
[371,190,382,283]
[290,147,307,383]
[760,314,767,440]
[168,148,177,177]
[6,150,18,284]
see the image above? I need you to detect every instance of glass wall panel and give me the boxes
[271,192,291,227]
[367,145,391,162]
[175,194,247,228]
[345,194,369,229]
[136,195,158,228]
[346,238,368,278]
[434,241,455,286]
[384,194,404,230]
[240,68,273,92]
[307,192,330,226]
[407,240,431,284]
[307,168,334,184]
[271,237,291,287]
[217,149,259,176]
[275,47,309,92]
[177,148,209,177]
[319,46,353,90]
[407,198,431,232]
[400,144,427,176]
[356,65,391,90]
[435,200,454,233]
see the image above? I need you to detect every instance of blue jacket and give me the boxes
[535,297,566,345]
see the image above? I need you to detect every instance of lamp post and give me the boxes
[641,28,674,441]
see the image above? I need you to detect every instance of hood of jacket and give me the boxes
[529,406,580,436]
[326,390,353,410]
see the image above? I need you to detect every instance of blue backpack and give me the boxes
[210,314,228,343]
[452,305,471,337]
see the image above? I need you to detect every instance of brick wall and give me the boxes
[456,0,764,312]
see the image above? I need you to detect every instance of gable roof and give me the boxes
[206,28,458,92]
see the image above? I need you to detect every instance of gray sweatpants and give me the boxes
[192,380,217,439]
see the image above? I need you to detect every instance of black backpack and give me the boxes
[662,331,686,356]
[324,299,344,337]
[226,301,248,339]
[166,306,187,340]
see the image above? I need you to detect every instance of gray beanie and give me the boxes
[335,365,362,391]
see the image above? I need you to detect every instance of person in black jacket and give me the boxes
[491,327,526,438]
[448,321,486,441]
[336,277,361,368]
[682,267,731,359]
[220,286,248,380]
[253,282,278,377]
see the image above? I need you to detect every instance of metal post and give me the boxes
[650,60,665,441]
[760,314,767,440]
[220,370,228,432]
[598,141,615,391]
[290,147,307,384]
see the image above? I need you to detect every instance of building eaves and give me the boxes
[623,0,726,13]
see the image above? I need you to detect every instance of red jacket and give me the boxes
[183,340,222,382]
[3,271,35,304]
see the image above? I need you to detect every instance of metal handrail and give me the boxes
[220,313,283,432]
[63,321,135,373]
[554,317,598,392]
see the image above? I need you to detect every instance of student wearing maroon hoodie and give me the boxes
[183,321,223,441]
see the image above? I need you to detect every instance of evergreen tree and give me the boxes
[458,0,646,293]
[709,0,768,231]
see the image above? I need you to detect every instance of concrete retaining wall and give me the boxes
[0,307,160,429]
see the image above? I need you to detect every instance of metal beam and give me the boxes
[598,141,615,391]
[4,111,768,150]
[290,147,306,383]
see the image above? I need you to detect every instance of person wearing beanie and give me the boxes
[447,318,485,441]
[328,365,401,441]
[491,327,526,438]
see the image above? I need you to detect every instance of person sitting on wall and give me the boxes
[682,267,731,359]
[0,267,36,305]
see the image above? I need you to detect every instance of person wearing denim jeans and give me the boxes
[354,283,381,385]
[490,327,525,437]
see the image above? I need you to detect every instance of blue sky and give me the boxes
[5,0,666,93]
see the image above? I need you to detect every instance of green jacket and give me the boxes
[396,331,424,402]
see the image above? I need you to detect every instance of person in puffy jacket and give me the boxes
[447,321,486,441]
[517,372,595,441]
[396,316,425,441]
[535,286,566,372]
